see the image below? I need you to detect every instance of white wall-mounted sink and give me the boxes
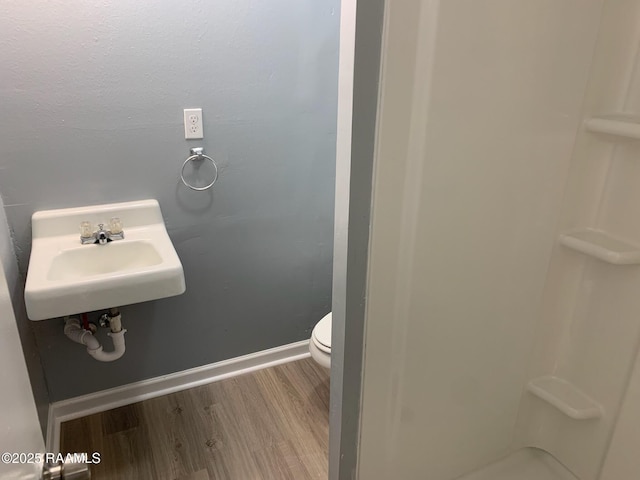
[25,199,185,320]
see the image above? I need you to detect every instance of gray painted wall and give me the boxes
[0,1,338,401]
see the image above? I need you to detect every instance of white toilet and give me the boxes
[309,312,331,369]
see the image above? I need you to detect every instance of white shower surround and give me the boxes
[357,0,640,479]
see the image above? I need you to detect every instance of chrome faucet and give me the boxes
[95,224,110,245]
[80,220,125,245]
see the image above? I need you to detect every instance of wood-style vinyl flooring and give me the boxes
[60,358,330,480]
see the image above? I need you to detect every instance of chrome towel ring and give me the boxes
[181,147,218,191]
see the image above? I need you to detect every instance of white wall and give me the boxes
[0,271,44,479]
[358,0,604,478]
[0,193,50,433]
[0,196,45,479]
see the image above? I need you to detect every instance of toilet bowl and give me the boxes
[309,312,331,369]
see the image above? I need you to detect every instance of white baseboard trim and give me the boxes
[46,340,310,453]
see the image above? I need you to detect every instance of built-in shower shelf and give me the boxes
[584,114,640,140]
[559,229,640,265]
[527,377,603,420]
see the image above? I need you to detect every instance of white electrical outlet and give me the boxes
[183,108,203,139]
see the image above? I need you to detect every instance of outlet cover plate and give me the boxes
[184,108,203,139]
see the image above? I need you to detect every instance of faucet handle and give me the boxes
[80,221,93,238]
[109,217,123,234]
[98,223,105,231]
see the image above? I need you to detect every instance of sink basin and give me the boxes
[47,241,163,281]
[25,199,186,320]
